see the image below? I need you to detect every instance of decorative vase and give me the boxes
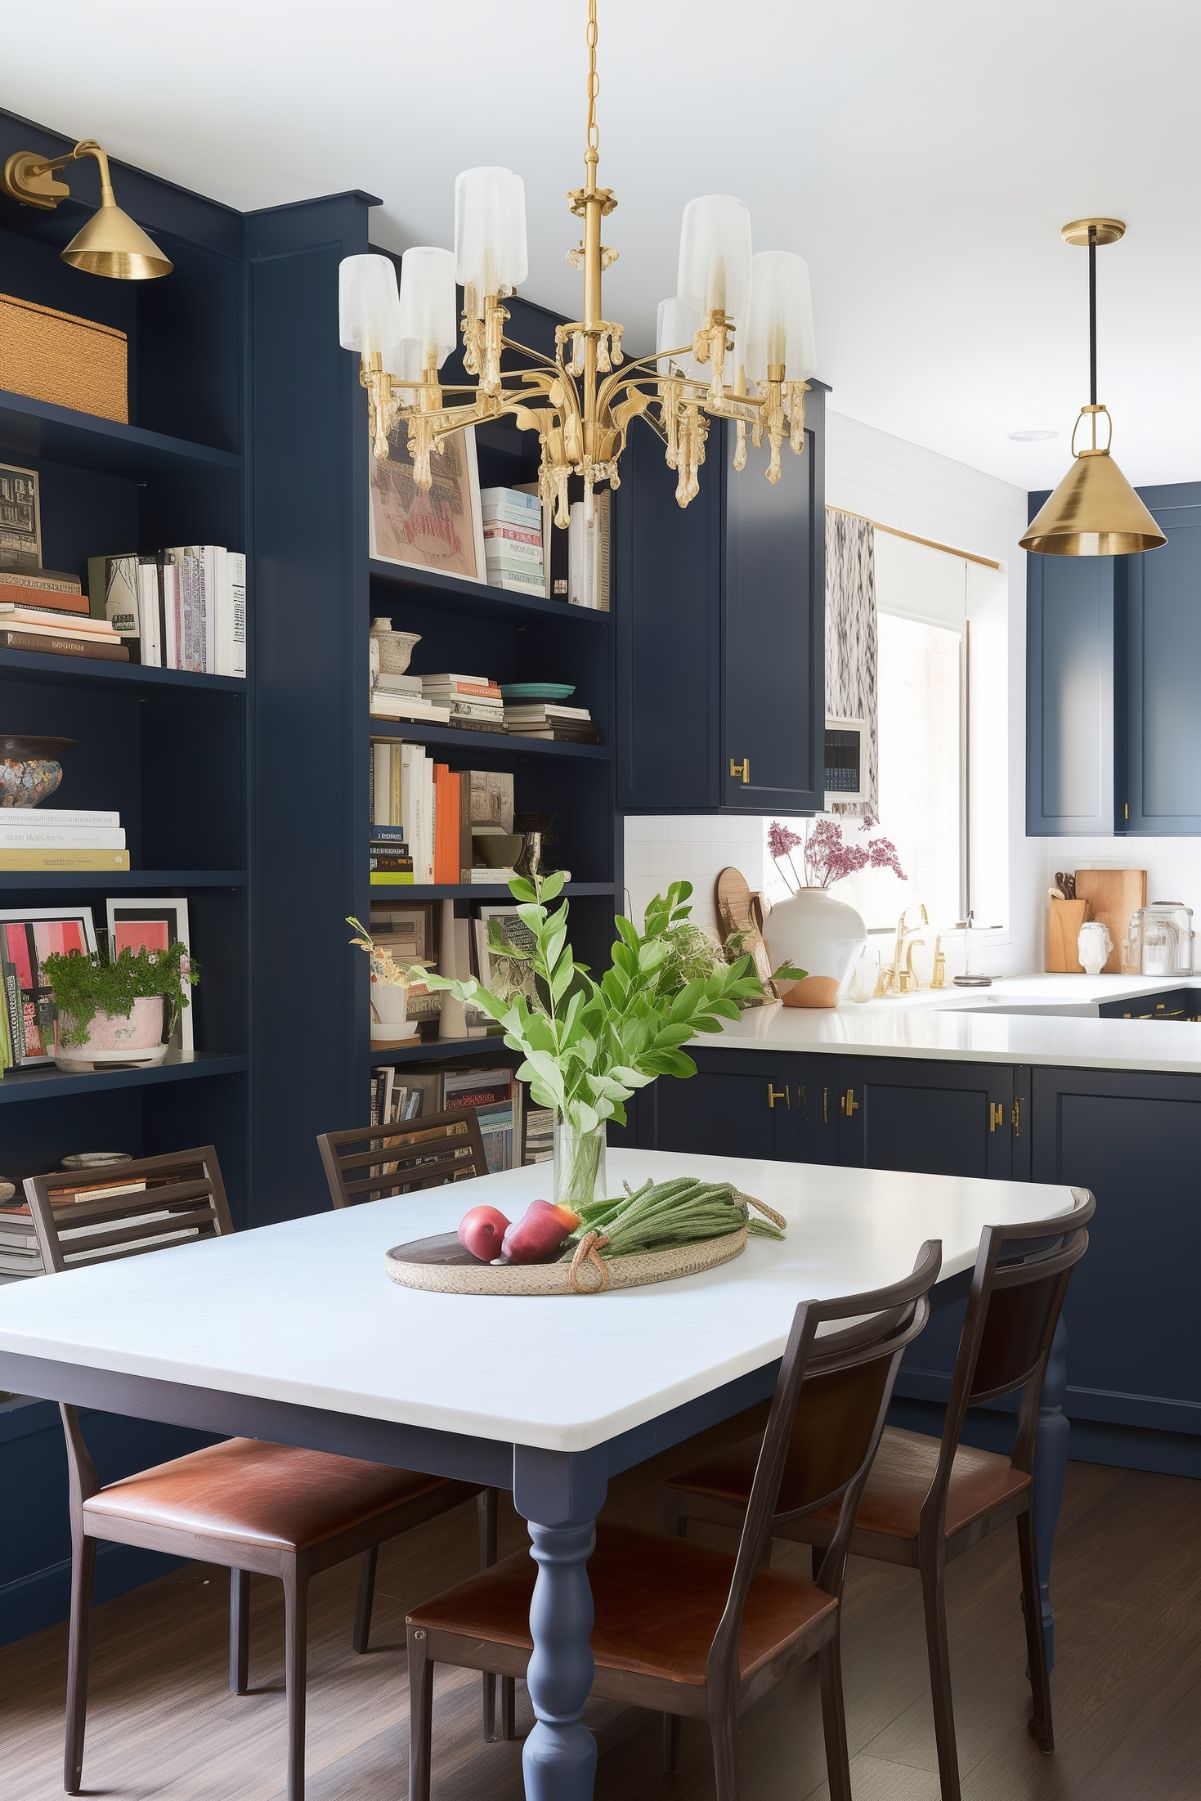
[764,886,867,1009]
[369,617,421,675]
[0,735,74,808]
[54,996,167,1072]
[553,1116,608,1210]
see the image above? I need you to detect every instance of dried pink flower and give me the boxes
[768,816,907,891]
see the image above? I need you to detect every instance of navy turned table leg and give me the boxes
[513,1446,608,1801]
[1032,1316,1069,1670]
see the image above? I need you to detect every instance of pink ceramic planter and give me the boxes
[54,997,168,1071]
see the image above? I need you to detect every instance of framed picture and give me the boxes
[0,463,42,571]
[473,904,539,1009]
[368,416,486,582]
[0,907,98,1066]
[367,899,437,967]
[104,898,194,1054]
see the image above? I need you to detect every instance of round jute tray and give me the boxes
[384,1191,784,1297]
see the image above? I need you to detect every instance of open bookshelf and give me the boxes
[0,106,253,1642]
[250,201,622,1224]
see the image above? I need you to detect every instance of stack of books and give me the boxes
[420,672,504,732]
[370,671,450,724]
[369,746,516,887]
[503,701,600,744]
[89,547,247,675]
[0,1176,179,1278]
[480,488,545,594]
[0,805,130,873]
[0,567,127,662]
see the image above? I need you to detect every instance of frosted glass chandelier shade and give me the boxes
[382,336,424,384]
[397,246,457,370]
[455,166,528,315]
[655,297,704,380]
[677,195,752,322]
[745,250,817,385]
[338,254,402,357]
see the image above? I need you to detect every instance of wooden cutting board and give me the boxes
[1075,869,1147,974]
[1045,899,1090,973]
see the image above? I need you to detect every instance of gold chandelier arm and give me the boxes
[498,335,562,374]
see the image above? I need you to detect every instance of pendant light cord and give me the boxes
[1088,222,1097,406]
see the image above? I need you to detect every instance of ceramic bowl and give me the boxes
[0,735,74,809]
[370,623,421,675]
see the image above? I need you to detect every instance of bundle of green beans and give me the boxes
[569,1175,785,1258]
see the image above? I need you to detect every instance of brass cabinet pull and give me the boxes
[840,1089,859,1117]
[729,756,750,784]
[822,1086,829,1124]
[767,1083,790,1110]
[988,1100,1005,1133]
[1011,1096,1023,1137]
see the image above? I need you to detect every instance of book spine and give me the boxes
[213,545,229,677]
[136,558,163,668]
[0,849,131,870]
[0,586,88,611]
[369,872,416,885]
[88,554,141,657]
[369,823,408,842]
[0,631,129,661]
[0,827,125,848]
[227,550,247,679]
[0,808,120,828]
[0,571,82,597]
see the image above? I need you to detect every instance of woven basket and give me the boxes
[0,294,128,423]
[385,1224,748,1296]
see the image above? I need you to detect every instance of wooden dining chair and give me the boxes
[316,1108,514,1735]
[403,1239,943,1801]
[25,1145,493,1801]
[316,1107,489,1208]
[664,1188,1095,1801]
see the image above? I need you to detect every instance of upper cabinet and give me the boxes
[1026,479,1201,836]
[616,386,826,815]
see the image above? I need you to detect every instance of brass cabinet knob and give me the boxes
[767,1083,790,1110]
[840,1089,859,1117]
[728,757,750,784]
[988,1100,1006,1133]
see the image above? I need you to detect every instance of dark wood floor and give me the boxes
[2,1442,1198,1801]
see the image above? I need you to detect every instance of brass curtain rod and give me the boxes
[825,505,1002,572]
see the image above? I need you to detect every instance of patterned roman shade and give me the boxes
[825,509,878,816]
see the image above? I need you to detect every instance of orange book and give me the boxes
[443,769,462,885]
[0,582,89,613]
[433,762,450,884]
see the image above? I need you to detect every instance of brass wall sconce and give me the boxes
[2,139,172,280]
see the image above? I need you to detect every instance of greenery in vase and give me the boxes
[42,943,198,1047]
[368,873,777,1139]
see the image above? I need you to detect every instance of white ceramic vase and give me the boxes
[765,887,867,1009]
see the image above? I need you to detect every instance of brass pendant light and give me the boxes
[1020,219,1164,557]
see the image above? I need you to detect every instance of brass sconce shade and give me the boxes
[1,139,172,281]
[1020,218,1163,557]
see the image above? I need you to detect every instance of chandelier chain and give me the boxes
[585,0,600,159]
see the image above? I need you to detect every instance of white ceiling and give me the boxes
[6,0,1199,490]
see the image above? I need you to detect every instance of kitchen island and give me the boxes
[622,974,1201,1481]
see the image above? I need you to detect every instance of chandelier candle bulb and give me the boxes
[676,194,753,322]
[746,251,817,386]
[337,253,402,356]
[454,166,528,316]
[397,247,457,371]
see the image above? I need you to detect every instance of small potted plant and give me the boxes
[42,942,198,1072]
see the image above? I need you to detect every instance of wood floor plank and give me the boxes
[0,1455,1196,1801]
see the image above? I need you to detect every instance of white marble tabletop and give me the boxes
[0,1150,1077,1454]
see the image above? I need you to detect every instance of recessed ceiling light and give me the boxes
[1008,429,1057,442]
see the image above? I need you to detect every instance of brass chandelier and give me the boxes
[338,0,816,527]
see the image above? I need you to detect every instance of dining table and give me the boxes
[0,1147,1081,1801]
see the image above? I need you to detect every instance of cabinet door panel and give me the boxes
[647,1053,799,1161]
[721,394,825,814]
[1026,545,1115,835]
[794,1054,841,1164]
[1030,1067,1201,1434]
[615,421,720,812]
[839,1057,1015,1180]
[1125,500,1201,833]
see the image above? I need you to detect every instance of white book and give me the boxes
[135,559,162,668]
[480,486,540,512]
[227,550,247,679]
[212,546,228,675]
[201,546,219,674]
[0,826,126,849]
[422,753,435,883]
[375,672,423,694]
[399,744,420,859]
[372,742,392,827]
[0,807,120,829]
[568,503,584,607]
[370,698,451,723]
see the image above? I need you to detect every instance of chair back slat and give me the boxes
[921,1189,1094,1526]
[706,1240,942,1692]
[24,1147,233,1275]
[317,1110,489,1208]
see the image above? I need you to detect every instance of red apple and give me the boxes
[500,1199,576,1265]
[458,1205,510,1263]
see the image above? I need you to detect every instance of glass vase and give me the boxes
[553,1116,608,1211]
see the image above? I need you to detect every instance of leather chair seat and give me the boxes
[84,1437,474,1552]
[407,1521,836,1687]
[670,1425,1031,1543]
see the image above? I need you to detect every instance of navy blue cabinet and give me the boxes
[839,1057,1017,1180]
[1026,478,1201,837]
[1124,486,1201,834]
[1030,1065,1201,1460]
[617,388,826,816]
[1026,523,1117,835]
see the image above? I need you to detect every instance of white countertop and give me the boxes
[695,974,1201,1073]
[0,1150,1077,1454]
